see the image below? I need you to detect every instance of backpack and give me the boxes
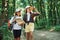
[8,16,16,30]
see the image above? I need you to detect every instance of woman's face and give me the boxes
[16,11,21,16]
[26,8,30,13]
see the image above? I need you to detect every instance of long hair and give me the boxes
[25,8,31,13]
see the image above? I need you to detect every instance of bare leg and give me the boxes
[26,32,30,40]
[29,32,33,40]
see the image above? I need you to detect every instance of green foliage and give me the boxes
[55,25,60,31]
[34,0,60,30]
[0,0,60,31]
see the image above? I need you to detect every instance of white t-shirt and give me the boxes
[10,16,22,30]
[27,13,30,21]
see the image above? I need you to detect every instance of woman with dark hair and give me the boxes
[23,6,39,40]
[9,8,24,40]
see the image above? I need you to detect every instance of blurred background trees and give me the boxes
[0,0,60,31]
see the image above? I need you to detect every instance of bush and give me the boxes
[0,30,3,40]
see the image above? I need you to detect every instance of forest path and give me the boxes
[21,30,60,40]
